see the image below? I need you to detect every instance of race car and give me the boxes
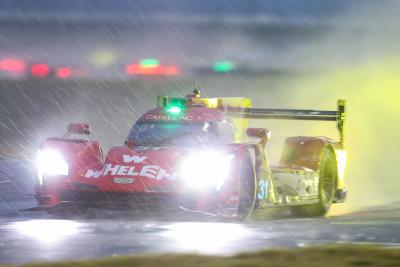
[35,89,347,218]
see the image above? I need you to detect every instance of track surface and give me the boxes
[0,161,399,265]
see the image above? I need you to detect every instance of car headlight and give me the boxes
[180,150,234,190]
[37,149,69,182]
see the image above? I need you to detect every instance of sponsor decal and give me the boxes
[145,114,193,121]
[113,178,134,184]
[84,155,172,180]
[122,155,147,163]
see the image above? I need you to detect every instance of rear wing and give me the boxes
[156,92,346,145]
[227,99,346,145]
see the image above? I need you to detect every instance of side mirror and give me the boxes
[125,139,135,149]
[67,123,91,135]
[246,128,271,143]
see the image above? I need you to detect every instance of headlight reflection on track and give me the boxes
[163,222,251,253]
[13,220,81,244]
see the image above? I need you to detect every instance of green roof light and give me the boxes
[166,106,182,114]
[161,97,186,115]
[213,61,235,72]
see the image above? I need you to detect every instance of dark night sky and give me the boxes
[0,0,369,18]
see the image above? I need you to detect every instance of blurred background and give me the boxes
[0,0,399,214]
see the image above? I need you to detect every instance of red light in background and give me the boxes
[164,66,179,76]
[0,59,26,73]
[126,64,163,75]
[125,64,139,75]
[125,64,179,76]
[31,64,50,77]
[56,67,72,78]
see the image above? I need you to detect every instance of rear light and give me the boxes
[0,59,26,73]
[56,67,72,78]
[125,59,179,76]
[126,64,164,76]
[31,64,50,77]
[164,66,179,76]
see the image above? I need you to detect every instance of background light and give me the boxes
[31,63,50,77]
[126,62,179,76]
[140,58,160,68]
[56,67,72,78]
[164,66,179,76]
[89,49,116,68]
[0,58,26,73]
[213,61,235,73]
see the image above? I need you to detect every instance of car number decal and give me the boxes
[257,179,269,200]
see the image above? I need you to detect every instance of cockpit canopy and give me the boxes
[128,119,235,147]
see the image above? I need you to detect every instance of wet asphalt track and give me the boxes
[1,161,400,265]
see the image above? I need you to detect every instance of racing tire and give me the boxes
[290,147,337,217]
[237,155,257,219]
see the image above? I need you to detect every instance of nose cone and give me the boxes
[98,146,184,192]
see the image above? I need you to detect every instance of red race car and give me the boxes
[35,90,347,218]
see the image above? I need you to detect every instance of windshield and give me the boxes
[128,121,220,147]
[128,122,233,146]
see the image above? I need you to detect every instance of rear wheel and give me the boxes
[290,148,337,217]
[237,156,256,219]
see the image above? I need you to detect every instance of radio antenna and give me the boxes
[193,81,200,97]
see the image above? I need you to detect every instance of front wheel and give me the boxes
[290,147,337,217]
[237,156,257,219]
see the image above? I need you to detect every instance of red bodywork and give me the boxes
[35,106,248,216]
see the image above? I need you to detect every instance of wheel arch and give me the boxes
[280,136,346,194]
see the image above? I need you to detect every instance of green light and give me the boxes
[140,58,160,68]
[166,106,182,114]
[162,97,186,115]
[213,61,235,72]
